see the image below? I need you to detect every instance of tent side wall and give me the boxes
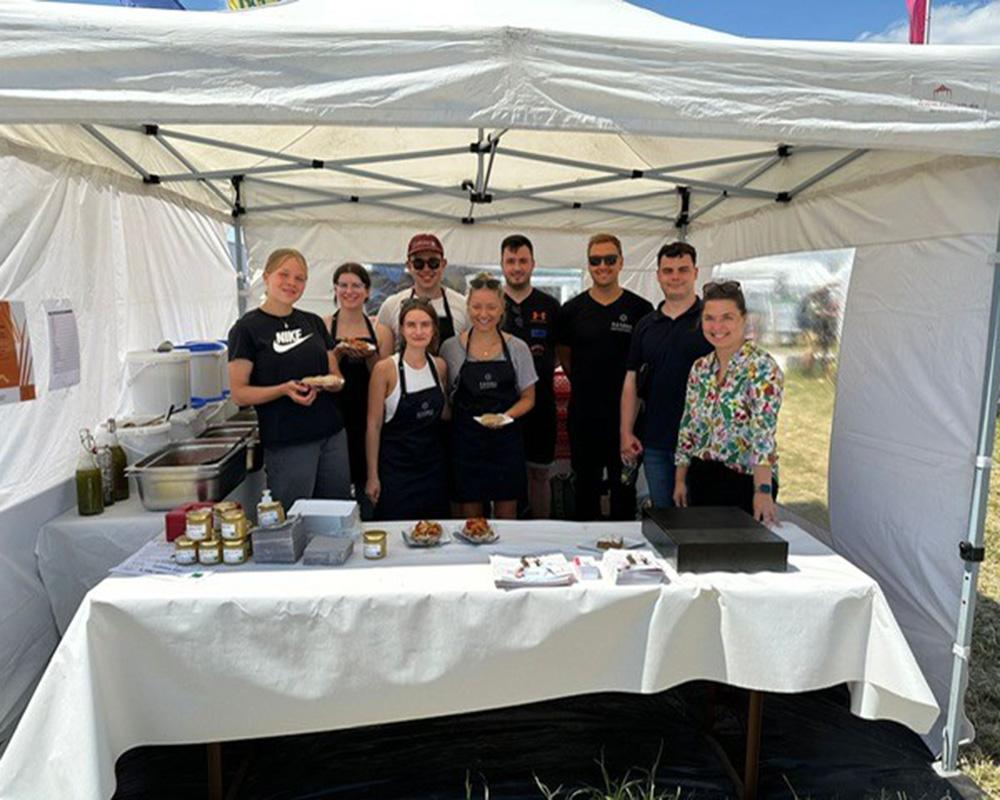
[0,141,238,752]
[694,156,1000,748]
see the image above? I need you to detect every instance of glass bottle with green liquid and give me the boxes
[76,429,104,516]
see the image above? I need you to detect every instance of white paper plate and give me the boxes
[401,528,452,548]
[473,414,514,428]
[453,527,500,545]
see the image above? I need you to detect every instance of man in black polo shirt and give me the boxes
[620,241,712,507]
[500,234,561,518]
[557,233,653,521]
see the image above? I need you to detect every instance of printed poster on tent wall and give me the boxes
[0,301,36,404]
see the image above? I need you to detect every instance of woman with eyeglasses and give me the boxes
[366,298,450,521]
[440,273,538,519]
[375,233,469,351]
[673,281,784,523]
[323,263,394,518]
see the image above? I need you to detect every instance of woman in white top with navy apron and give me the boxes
[440,274,537,520]
[365,298,450,521]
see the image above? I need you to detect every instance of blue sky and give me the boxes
[53,0,1000,43]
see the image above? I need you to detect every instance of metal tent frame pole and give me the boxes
[232,176,249,316]
[941,209,1000,772]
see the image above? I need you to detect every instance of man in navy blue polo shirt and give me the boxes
[620,241,712,508]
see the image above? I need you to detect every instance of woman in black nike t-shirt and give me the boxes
[227,248,351,512]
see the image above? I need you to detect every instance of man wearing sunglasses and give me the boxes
[556,233,653,521]
[620,242,712,508]
[376,233,469,351]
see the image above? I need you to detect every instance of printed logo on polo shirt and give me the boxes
[272,329,313,354]
[610,313,633,334]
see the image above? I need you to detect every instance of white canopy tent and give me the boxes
[0,0,999,772]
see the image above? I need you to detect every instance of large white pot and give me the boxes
[124,350,191,416]
[177,341,227,405]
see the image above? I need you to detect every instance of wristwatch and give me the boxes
[756,483,772,495]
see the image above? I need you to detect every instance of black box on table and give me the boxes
[641,506,788,573]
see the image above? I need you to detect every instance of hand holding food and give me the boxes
[336,338,376,358]
[301,374,345,390]
[284,380,317,406]
[478,413,508,429]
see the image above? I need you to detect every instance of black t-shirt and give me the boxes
[227,308,343,448]
[556,289,653,423]
[502,288,561,407]
[626,298,713,450]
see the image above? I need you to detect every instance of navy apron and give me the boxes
[375,354,449,521]
[331,312,378,485]
[410,288,455,347]
[452,332,526,503]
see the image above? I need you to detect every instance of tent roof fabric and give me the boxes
[1,0,998,155]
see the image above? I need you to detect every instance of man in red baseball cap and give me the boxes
[376,233,469,350]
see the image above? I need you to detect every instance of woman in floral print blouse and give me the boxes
[672,281,783,523]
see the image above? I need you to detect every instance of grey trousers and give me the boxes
[263,429,352,514]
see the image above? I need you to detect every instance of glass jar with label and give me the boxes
[219,508,248,541]
[186,508,213,541]
[198,537,222,565]
[222,538,249,565]
[213,501,240,534]
[256,488,285,528]
[174,536,198,566]
[363,530,387,560]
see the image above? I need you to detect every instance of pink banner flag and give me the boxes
[907,0,928,44]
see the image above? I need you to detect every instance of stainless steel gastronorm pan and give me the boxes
[127,440,247,511]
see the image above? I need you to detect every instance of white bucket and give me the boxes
[116,416,173,463]
[178,341,227,403]
[124,350,191,416]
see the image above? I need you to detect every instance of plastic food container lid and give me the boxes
[125,350,191,364]
[178,341,227,353]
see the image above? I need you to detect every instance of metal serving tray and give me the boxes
[127,439,247,511]
[198,423,262,472]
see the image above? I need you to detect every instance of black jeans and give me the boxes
[569,419,636,521]
[687,457,778,516]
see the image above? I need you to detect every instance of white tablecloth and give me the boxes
[0,521,938,800]
[35,472,266,633]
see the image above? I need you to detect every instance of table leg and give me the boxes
[744,691,764,800]
[207,742,223,800]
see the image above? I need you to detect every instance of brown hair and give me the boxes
[263,248,308,277]
[332,262,371,290]
[703,280,747,315]
[657,241,697,265]
[398,297,440,354]
[587,233,622,257]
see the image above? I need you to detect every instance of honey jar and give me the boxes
[222,537,249,565]
[198,537,222,565]
[185,508,213,542]
[213,501,240,533]
[174,536,198,566]
[363,530,387,560]
[219,507,249,541]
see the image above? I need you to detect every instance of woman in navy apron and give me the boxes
[324,263,393,519]
[366,298,450,521]
[442,274,537,520]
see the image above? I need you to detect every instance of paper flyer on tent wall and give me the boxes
[0,301,36,404]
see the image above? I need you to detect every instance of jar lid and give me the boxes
[223,537,248,548]
[175,536,197,549]
[364,530,387,541]
[187,509,213,521]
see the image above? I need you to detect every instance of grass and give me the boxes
[777,362,1000,797]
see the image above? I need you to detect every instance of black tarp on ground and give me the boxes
[113,684,979,799]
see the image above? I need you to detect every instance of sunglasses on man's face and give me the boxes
[588,254,620,267]
[410,257,441,272]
